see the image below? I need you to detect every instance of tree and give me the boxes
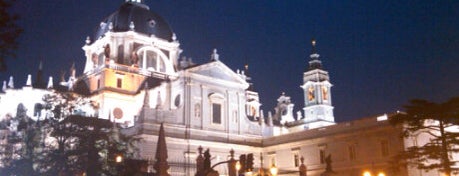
[0,91,139,176]
[0,0,22,71]
[38,114,138,176]
[390,97,459,176]
[0,103,43,176]
[36,91,139,176]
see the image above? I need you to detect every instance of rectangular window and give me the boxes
[294,153,300,167]
[319,149,325,164]
[348,145,356,161]
[212,103,221,124]
[381,140,389,157]
[117,78,122,88]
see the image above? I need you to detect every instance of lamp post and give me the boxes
[202,149,241,176]
[270,164,278,176]
[227,149,239,176]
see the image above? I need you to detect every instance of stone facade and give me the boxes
[0,1,458,176]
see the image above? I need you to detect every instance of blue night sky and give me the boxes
[1,0,459,122]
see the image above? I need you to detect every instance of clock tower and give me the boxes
[300,40,335,129]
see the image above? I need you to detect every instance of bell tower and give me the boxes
[300,40,335,129]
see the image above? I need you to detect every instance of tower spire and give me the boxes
[308,39,322,70]
[34,60,46,89]
[154,123,170,176]
[25,74,32,86]
[8,76,14,88]
[2,81,6,92]
[47,76,54,89]
[311,39,317,54]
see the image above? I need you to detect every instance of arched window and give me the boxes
[138,49,166,72]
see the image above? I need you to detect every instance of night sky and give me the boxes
[1,0,459,122]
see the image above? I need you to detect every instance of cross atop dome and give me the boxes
[310,39,319,59]
[126,0,144,4]
[311,39,317,54]
[125,0,149,10]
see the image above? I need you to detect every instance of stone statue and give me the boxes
[204,149,211,170]
[104,44,111,60]
[130,51,139,66]
[321,154,336,176]
[325,154,332,172]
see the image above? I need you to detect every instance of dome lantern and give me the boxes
[126,0,144,4]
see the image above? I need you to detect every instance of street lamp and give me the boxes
[363,171,371,176]
[115,154,124,175]
[235,161,241,172]
[115,155,123,163]
[362,170,386,176]
[270,164,278,176]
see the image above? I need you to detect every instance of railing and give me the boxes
[88,63,173,80]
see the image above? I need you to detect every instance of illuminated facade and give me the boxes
[0,1,457,176]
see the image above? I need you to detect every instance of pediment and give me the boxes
[186,61,248,86]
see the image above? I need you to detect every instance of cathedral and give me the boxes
[0,1,457,176]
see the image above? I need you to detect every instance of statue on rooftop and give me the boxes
[321,154,336,176]
[104,44,111,61]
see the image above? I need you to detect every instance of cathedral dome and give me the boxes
[94,1,173,41]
